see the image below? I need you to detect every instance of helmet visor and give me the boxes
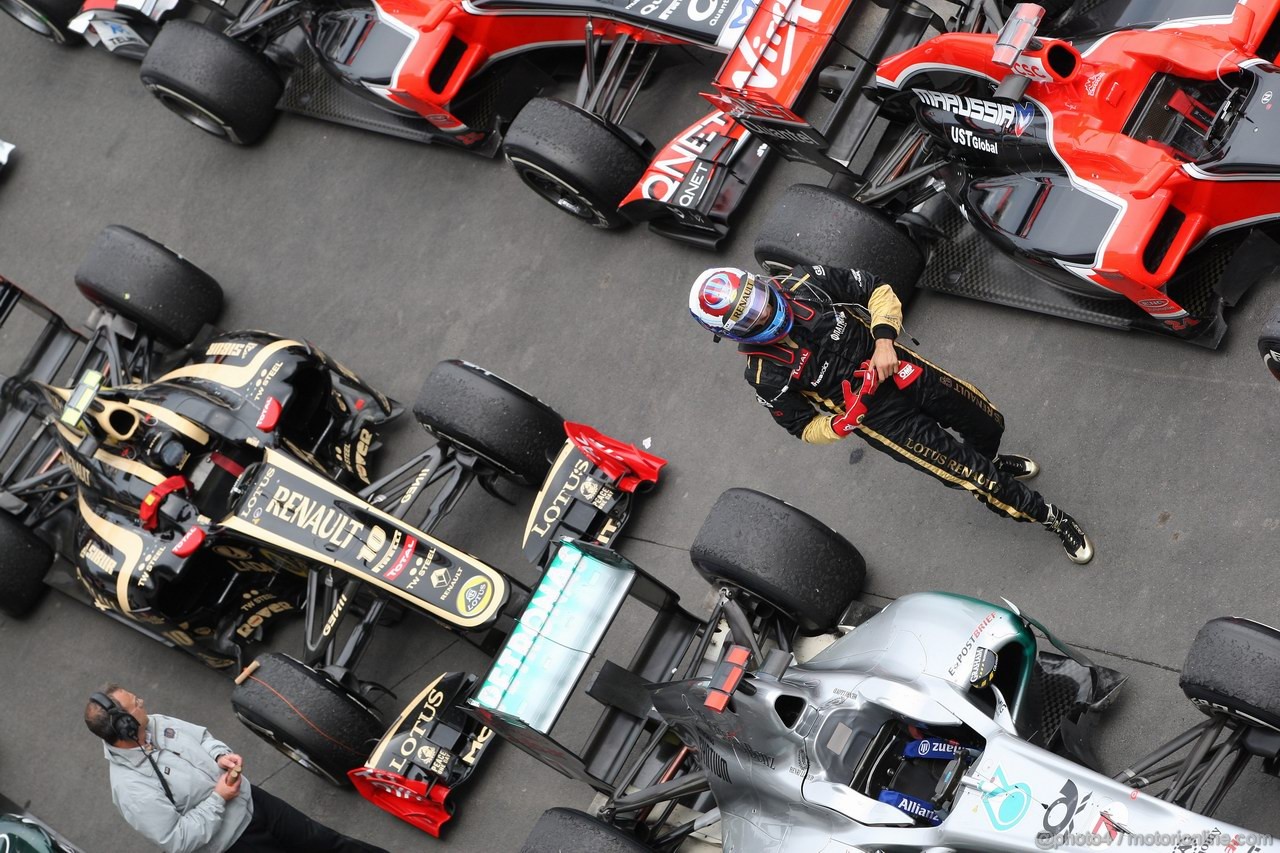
[726,275,790,343]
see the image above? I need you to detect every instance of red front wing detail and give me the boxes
[349,768,454,838]
[622,109,746,207]
[564,422,667,493]
[877,3,1280,329]
[622,0,851,208]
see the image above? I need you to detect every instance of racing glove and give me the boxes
[830,368,878,436]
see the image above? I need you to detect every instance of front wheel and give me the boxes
[140,20,282,145]
[231,654,383,787]
[689,488,865,635]
[503,98,648,230]
[0,0,83,45]
[414,360,564,487]
[519,808,652,853]
[1180,617,1280,730]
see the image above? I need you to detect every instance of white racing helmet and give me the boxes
[688,267,793,343]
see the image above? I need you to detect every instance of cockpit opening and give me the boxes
[850,718,985,827]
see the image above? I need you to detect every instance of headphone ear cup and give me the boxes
[114,712,140,743]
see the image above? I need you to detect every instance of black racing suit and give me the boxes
[741,264,1049,524]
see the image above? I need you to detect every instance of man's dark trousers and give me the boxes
[227,787,387,853]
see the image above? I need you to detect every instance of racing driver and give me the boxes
[689,264,1093,564]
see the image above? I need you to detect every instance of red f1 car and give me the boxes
[740,0,1280,345]
[0,0,864,246]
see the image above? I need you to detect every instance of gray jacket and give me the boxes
[103,713,254,853]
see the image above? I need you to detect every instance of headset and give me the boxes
[89,691,176,806]
[89,692,141,743]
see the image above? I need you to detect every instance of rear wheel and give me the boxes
[0,0,83,45]
[231,653,383,787]
[519,808,651,853]
[503,98,648,230]
[754,183,925,305]
[140,20,282,145]
[1259,307,1280,382]
[0,513,53,618]
[690,488,865,635]
[1180,617,1280,730]
[414,360,564,486]
[75,224,223,347]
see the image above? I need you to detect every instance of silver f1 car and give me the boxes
[486,490,1280,852]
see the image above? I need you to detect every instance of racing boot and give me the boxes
[1043,505,1093,565]
[994,453,1039,481]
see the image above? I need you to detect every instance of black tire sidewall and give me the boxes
[754,184,925,306]
[0,0,84,44]
[1180,617,1280,730]
[74,224,223,346]
[520,808,652,853]
[0,512,53,618]
[140,20,282,145]
[230,654,382,787]
[690,489,865,634]
[503,98,647,230]
[415,360,564,486]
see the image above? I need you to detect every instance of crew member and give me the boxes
[86,685,388,853]
[688,264,1093,564]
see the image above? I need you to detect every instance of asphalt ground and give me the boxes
[1,16,1280,853]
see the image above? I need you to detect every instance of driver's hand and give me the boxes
[869,339,900,382]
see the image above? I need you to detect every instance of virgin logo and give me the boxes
[727,0,823,93]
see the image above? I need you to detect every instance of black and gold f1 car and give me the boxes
[0,224,666,831]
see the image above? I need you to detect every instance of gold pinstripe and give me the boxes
[857,425,1035,521]
[77,493,144,614]
[900,347,995,408]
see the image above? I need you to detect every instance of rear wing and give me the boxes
[0,279,90,516]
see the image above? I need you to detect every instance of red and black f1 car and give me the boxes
[1,0,851,244]
[0,224,667,833]
[735,1,1280,345]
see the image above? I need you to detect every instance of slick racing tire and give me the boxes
[1259,306,1280,382]
[0,513,53,618]
[75,224,224,347]
[503,98,648,230]
[140,20,282,145]
[231,653,383,788]
[519,808,652,853]
[415,360,565,487]
[690,488,865,635]
[1180,617,1280,730]
[0,0,83,45]
[754,184,925,306]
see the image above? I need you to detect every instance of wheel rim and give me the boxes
[269,739,347,787]
[0,0,62,40]
[144,83,240,143]
[233,713,348,786]
[509,157,602,224]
